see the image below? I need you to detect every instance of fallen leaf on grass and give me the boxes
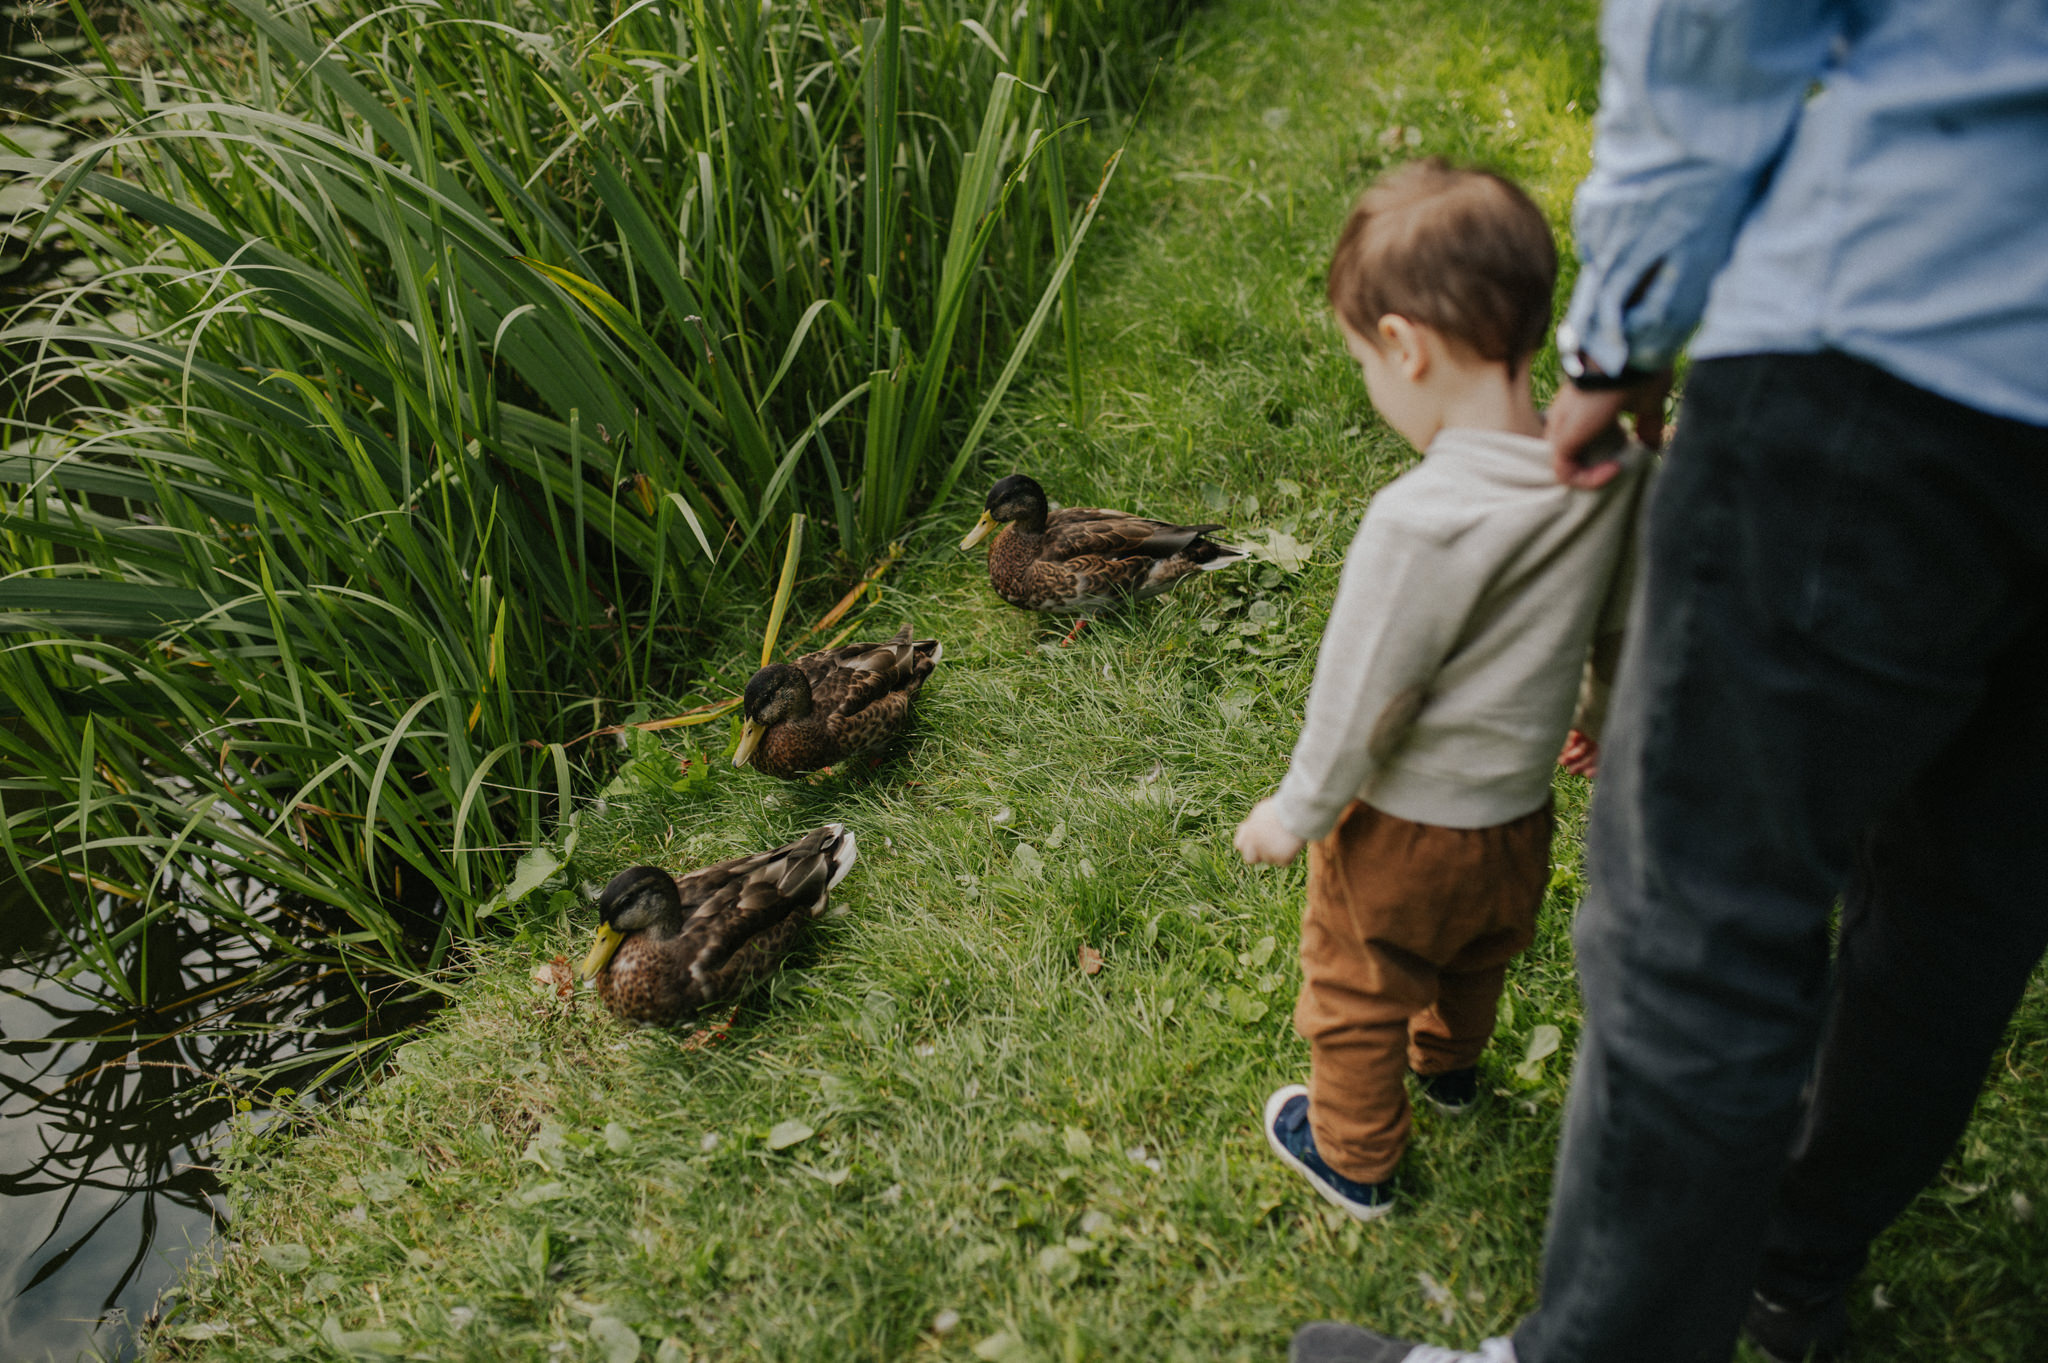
[589,1315,641,1363]
[975,1332,1031,1363]
[1418,1270,1456,1324]
[1078,944,1103,975]
[1513,1024,1563,1082]
[767,1119,815,1151]
[529,956,575,1003]
[321,1316,405,1357]
[257,1242,311,1273]
[1248,527,1313,573]
[1012,842,1044,879]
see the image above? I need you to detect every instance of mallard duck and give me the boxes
[732,623,942,778]
[580,824,858,1024]
[960,473,1247,613]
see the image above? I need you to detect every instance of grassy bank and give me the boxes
[149,0,2048,1358]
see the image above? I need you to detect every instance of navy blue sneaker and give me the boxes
[1417,1066,1479,1114]
[1263,1085,1395,1222]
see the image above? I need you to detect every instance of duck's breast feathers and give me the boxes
[596,933,702,1021]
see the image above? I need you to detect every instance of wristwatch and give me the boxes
[1561,349,1656,392]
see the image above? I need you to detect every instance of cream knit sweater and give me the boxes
[1271,428,1650,838]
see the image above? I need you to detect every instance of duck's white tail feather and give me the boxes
[1198,544,1250,569]
[822,823,858,890]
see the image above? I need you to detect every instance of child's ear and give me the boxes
[1377,314,1429,381]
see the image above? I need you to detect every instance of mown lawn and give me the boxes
[152,0,2048,1358]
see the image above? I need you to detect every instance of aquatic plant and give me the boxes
[0,0,1176,980]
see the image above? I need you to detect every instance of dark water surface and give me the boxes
[0,877,433,1361]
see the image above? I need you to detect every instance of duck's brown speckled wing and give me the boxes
[789,624,940,759]
[990,508,1233,609]
[670,825,843,988]
[1040,507,1226,562]
[798,624,918,717]
[689,912,806,1002]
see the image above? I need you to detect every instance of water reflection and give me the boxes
[0,879,432,1361]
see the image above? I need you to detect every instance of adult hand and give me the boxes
[1549,370,1672,488]
[1235,799,1306,866]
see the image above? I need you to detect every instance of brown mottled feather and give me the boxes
[593,826,853,1025]
[751,624,941,778]
[986,506,1244,613]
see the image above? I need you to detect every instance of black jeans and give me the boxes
[1513,351,2048,1363]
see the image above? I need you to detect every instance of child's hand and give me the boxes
[1558,729,1600,777]
[1235,799,1306,866]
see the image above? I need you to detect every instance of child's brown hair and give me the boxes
[1326,159,1556,370]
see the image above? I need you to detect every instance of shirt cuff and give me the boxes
[1269,784,1341,846]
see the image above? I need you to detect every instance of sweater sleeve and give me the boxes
[1269,508,1485,843]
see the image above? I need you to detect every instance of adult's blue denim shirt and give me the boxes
[1558,0,2048,427]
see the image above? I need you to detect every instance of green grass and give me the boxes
[147,0,2048,1357]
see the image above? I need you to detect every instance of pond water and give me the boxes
[0,897,224,1362]
[0,876,432,1361]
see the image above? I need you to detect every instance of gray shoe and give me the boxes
[1289,1322,1515,1363]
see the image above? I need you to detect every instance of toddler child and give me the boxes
[1234,159,1649,1221]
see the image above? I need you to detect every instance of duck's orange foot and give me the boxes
[1059,616,1091,646]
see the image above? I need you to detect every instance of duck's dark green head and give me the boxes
[581,865,682,977]
[961,473,1049,548]
[733,663,812,767]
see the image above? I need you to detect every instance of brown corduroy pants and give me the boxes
[1295,798,1554,1183]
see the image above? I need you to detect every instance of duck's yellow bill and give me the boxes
[958,511,997,550]
[580,923,626,980]
[732,719,766,768]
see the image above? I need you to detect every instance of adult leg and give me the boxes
[1512,352,2048,1363]
[1756,615,2048,1308]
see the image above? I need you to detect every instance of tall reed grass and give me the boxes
[0,0,1182,988]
